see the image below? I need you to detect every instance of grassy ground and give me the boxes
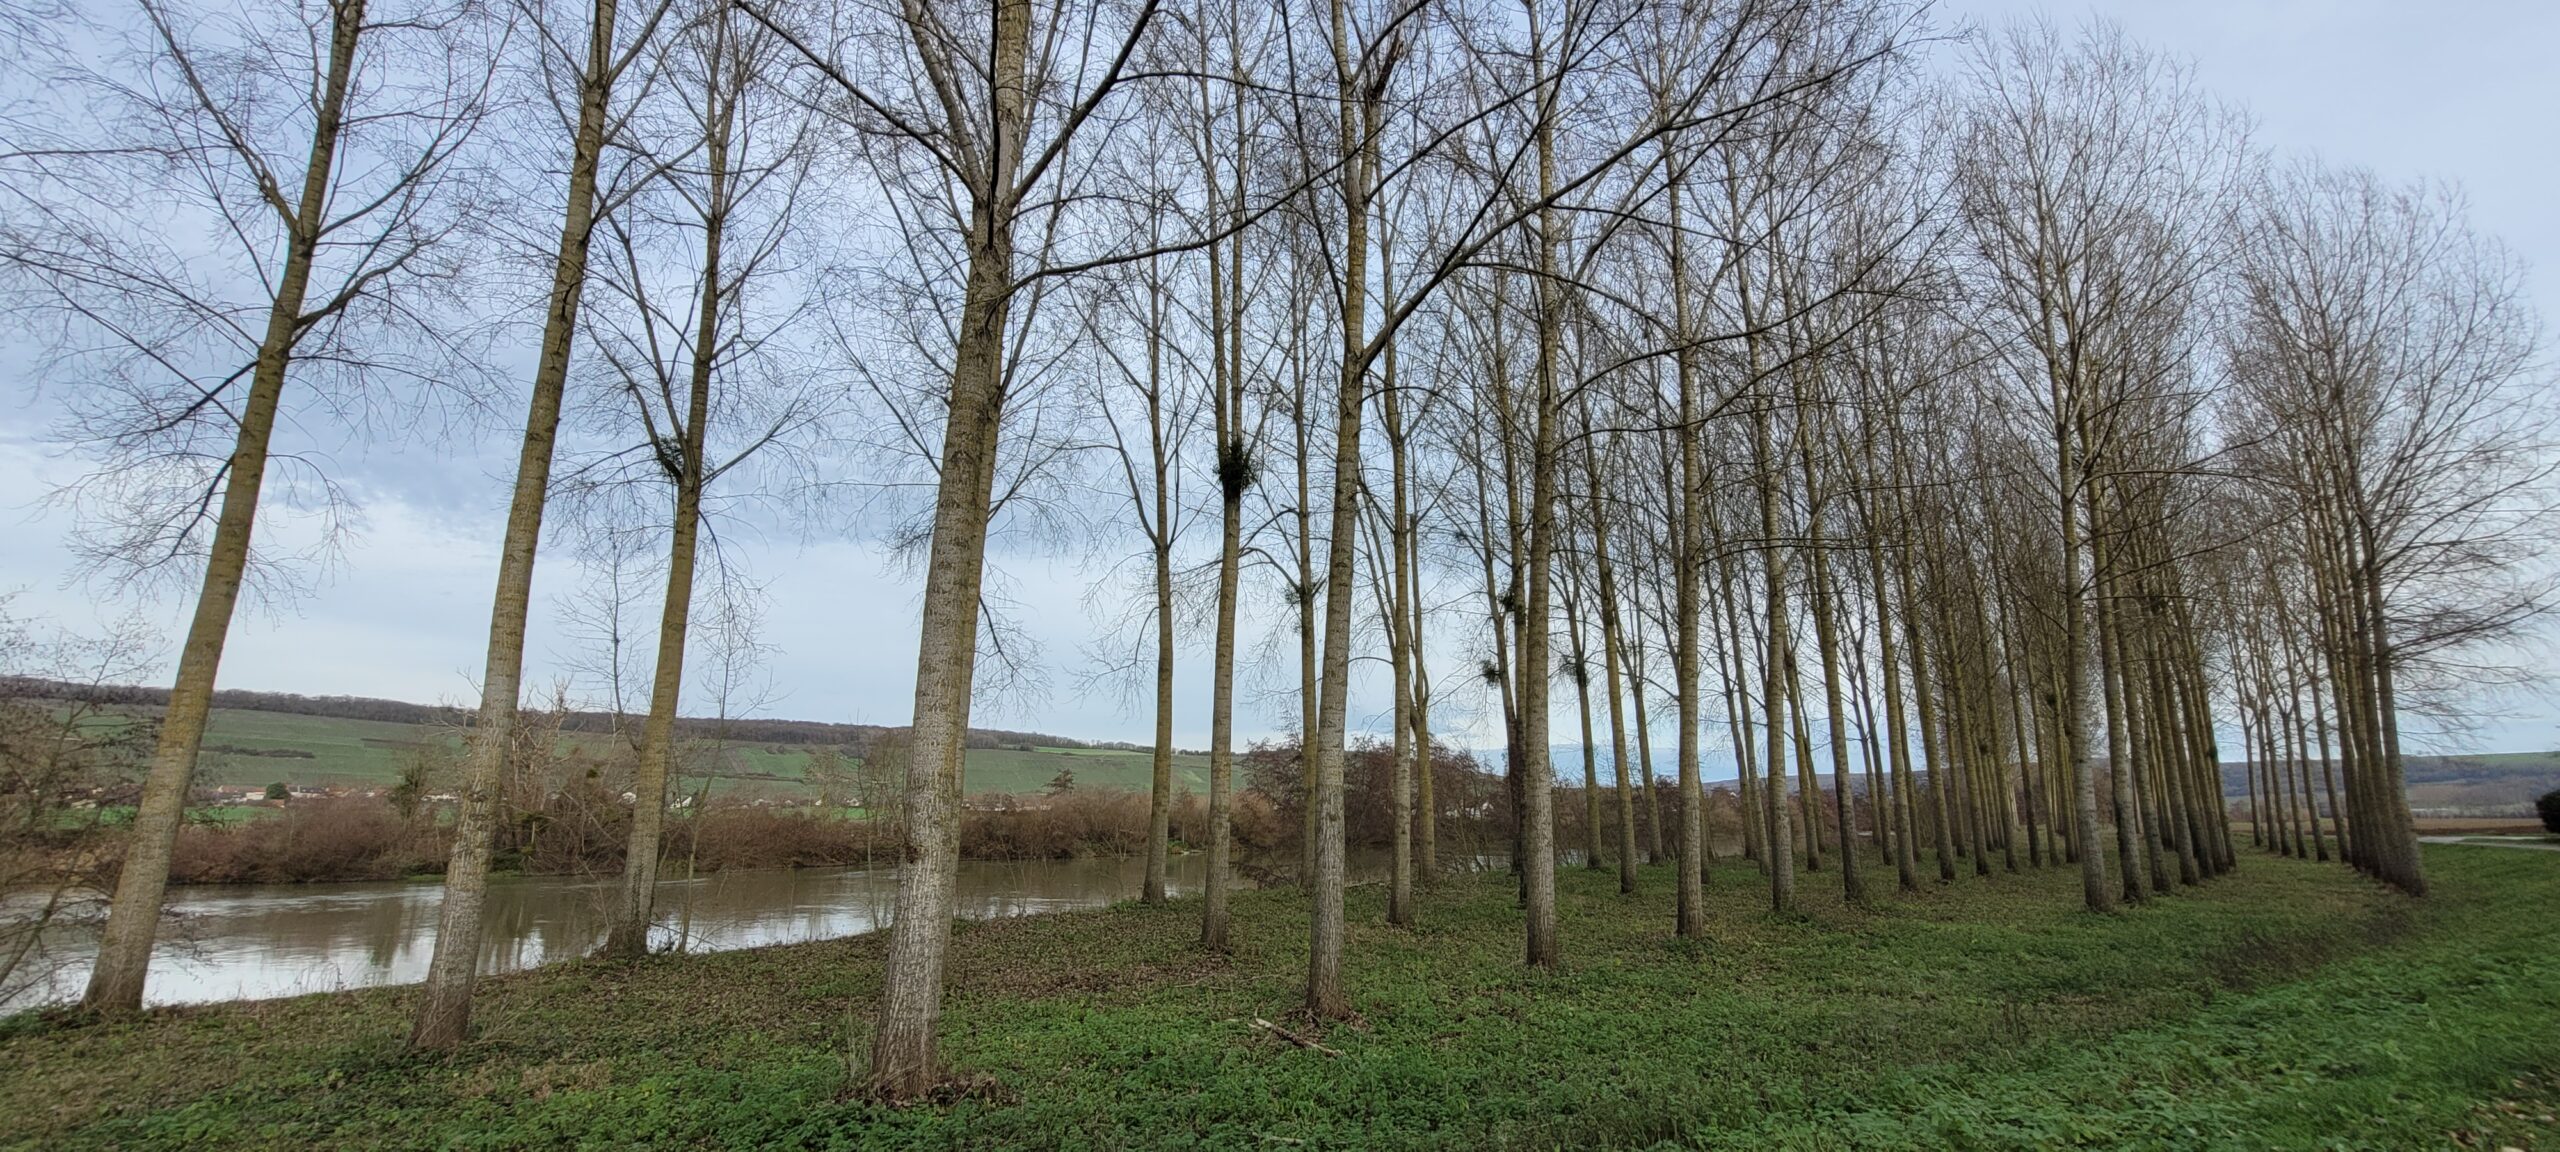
[2,846,2553,1150]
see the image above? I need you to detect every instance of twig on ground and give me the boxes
[1249,1017,1342,1056]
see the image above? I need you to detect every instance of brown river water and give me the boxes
[6,854,1219,1010]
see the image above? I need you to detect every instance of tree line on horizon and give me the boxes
[2,0,2549,1098]
[0,675,1135,755]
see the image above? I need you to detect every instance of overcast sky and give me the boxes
[3,0,2555,756]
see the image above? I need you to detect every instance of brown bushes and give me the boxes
[139,788,1244,884]
[136,776,1787,888]
[1241,738,1511,865]
[167,801,445,884]
[673,807,873,871]
[957,790,1212,860]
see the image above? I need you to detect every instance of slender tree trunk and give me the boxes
[2310,659,2346,865]
[1382,318,1416,924]
[1896,539,1958,886]
[1514,91,1563,968]
[2242,695,2265,850]
[1867,537,1920,892]
[1410,514,1437,882]
[1627,624,1662,871]
[1567,588,1602,872]
[2355,533,2426,895]
[1203,437,1242,947]
[2055,430,2109,910]
[606,73,732,960]
[2149,653,2201,886]
[1666,166,1707,927]
[2125,625,2170,893]
[82,0,368,1017]
[1798,428,1862,903]
[2092,527,2145,905]
[1297,349,1320,887]
[1143,503,1174,904]
[604,358,710,960]
[1785,653,1822,872]
[1628,622,1669,865]
[408,0,621,1047]
[863,0,1033,1091]
[1753,441,1795,910]
[1584,442,1641,896]
[1716,545,1764,870]
[1307,4,1379,1008]
[1200,94,1247,948]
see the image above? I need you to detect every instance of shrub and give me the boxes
[2537,788,2560,835]
[960,790,1151,859]
[674,808,871,871]
[168,800,444,884]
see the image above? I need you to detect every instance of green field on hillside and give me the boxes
[161,708,1204,799]
[960,745,1211,795]
[191,710,440,785]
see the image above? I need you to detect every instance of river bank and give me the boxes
[2,854,1258,1009]
[9,788,1305,890]
[4,846,2555,1149]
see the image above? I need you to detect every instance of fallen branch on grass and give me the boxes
[1249,1017,1341,1056]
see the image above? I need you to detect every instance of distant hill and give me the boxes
[2,676,1109,754]
[4,678,1207,801]
[1545,742,2557,817]
[2216,750,2560,816]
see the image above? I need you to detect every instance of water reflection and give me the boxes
[8,854,1210,1009]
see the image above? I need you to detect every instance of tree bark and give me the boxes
[409,0,621,1047]
[83,0,369,1016]
[865,0,1033,1092]
[606,52,732,959]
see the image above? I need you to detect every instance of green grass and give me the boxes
[959,746,1211,795]
[193,710,441,786]
[97,705,1201,800]
[3,846,2553,1150]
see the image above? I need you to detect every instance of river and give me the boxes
[5,854,1222,1010]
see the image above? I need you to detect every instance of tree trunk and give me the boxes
[2092,526,2146,905]
[2355,539,2425,895]
[1203,448,1242,947]
[1866,536,1920,892]
[1566,586,1601,873]
[1584,444,1641,897]
[1144,512,1174,904]
[408,0,619,1047]
[1201,105,1247,949]
[867,224,1017,1092]
[866,0,1032,1091]
[1307,3,1376,1008]
[1798,419,1862,903]
[606,69,731,960]
[2054,418,2109,911]
[83,0,367,1017]
[1383,320,1416,924]
[1296,353,1319,888]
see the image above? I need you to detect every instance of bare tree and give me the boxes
[0,0,496,1015]
[414,0,673,1048]
[1949,17,2239,912]
[0,602,160,1009]
[1077,222,1202,908]
[2222,160,2550,896]
[572,0,827,961]
[746,0,1279,1094]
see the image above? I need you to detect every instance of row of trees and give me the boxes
[3,0,2545,1099]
